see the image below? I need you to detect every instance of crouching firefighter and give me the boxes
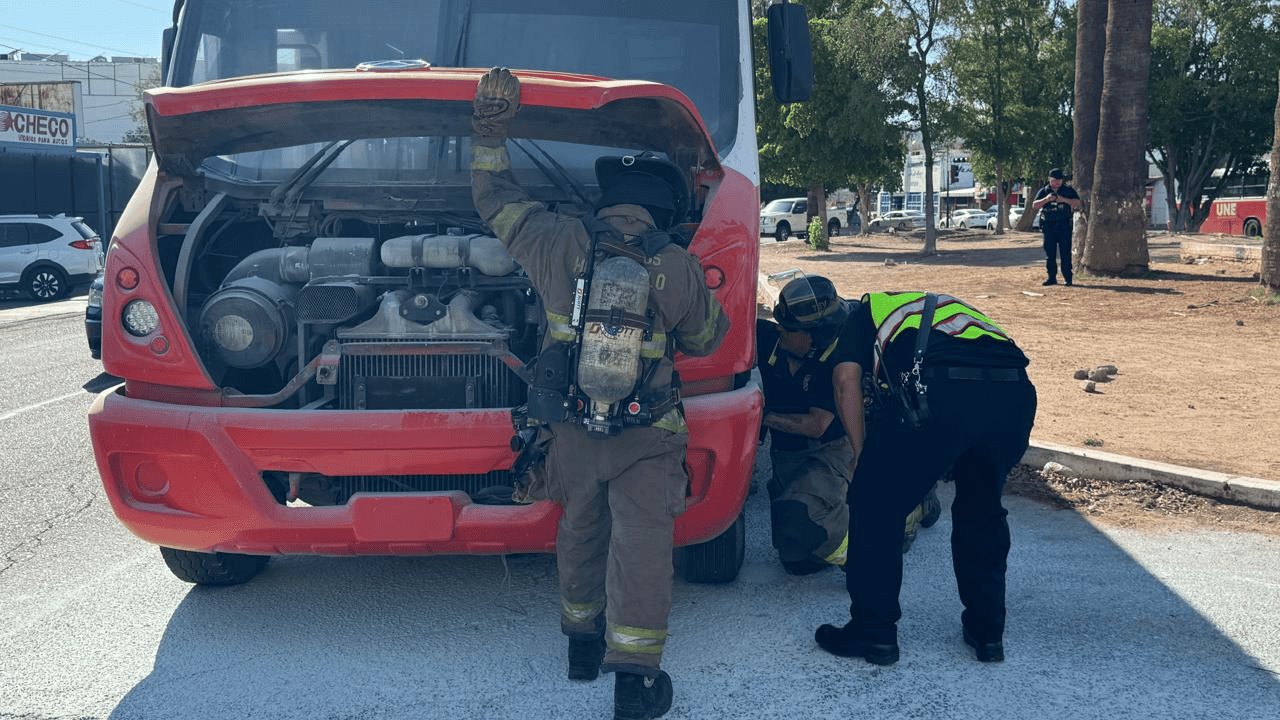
[814,290,1037,666]
[760,278,941,577]
[470,68,729,720]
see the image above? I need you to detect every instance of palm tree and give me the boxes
[1069,0,1107,260]
[1262,69,1280,293]
[1083,0,1153,276]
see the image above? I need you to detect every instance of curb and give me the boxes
[1022,440,1280,511]
[1179,239,1261,263]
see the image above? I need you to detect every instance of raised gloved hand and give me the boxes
[472,67,521,142]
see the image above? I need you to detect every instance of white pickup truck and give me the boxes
[760,198,855,242]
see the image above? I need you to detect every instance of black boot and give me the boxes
[963,626,1005,663]
[614,671,673,720]
[567,634,605,681]
[814,622,900,665]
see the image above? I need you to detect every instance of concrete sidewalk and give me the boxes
[1023,440,1279,510]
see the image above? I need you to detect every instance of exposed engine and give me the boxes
[194,227,539,410]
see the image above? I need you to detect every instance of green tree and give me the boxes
[1147,0,1280,232]
[885,0,958,254]
[754,14,905,233]
[122,64,162,147]
[950,0,1073,234]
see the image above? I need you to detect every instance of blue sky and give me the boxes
[0,1,171,60]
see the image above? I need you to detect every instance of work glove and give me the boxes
[472,66,521,144]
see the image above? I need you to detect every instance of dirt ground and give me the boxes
[757,228,1280,483]
[1005,466,1280,535]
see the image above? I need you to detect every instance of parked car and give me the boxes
[86,271,104,359]
[986,206,1032,230]
[946,208,991,229]
[867,209,926,232]
[0,214,102,301]
[826,205,861,236]
[760,197,810,242]
[988,203,1039,228]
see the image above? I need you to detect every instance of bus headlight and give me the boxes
[122,300,160,337]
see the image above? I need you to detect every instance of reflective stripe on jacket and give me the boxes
[863,292,1010,371]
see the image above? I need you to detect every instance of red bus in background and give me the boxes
[1198,197,1268,238]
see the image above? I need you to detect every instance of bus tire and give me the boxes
[676,511,746,584]
[1243,218,1262,238]
[159,546,270,586]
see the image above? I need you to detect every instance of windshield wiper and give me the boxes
[268,140,355,207]
[451,0,473,67]
[511,139,591,208]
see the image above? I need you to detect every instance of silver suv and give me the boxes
[0,215,103,301]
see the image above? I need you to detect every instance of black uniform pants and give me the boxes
[1042,223,1072,282]
[844,375,1037,643]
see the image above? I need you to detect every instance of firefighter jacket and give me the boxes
[471,143,730,432]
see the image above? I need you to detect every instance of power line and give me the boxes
[108,0,168,12]
[0,40,154,91]
[0,23,150,57]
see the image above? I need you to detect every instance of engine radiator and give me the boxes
[337,338,523,410]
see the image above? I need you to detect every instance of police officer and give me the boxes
[814,291,1036,665]
[1032,168,1081,286]
[471,68,728,720]
[760,278,939,572]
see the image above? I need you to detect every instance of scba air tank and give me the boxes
[577,256,651,406]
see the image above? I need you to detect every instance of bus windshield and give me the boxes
[170,0,740,152]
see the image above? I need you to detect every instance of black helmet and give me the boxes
[774,275,848,332]
[595,154,689,229]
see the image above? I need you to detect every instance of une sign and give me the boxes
[0,104,77,152]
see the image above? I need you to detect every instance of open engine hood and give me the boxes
[146,68,721,177]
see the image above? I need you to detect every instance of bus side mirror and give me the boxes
[766,2,813,103]
[160,27,176,82]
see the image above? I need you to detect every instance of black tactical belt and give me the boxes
[922,366,1026,382]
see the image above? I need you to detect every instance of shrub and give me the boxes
[806,216,829,251]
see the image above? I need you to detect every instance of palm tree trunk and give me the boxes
[1083,0,1152,277]
[1072,0,1108,266]
[1262,70,1280,292]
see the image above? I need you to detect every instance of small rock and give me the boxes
[884,258,897,267]
[1081,380,1098,393]
[1043,461,1079,477]
[1188,404,1196,409]
[1095,364,1119,375]
[1087,369,1112,382]
[1073,369,1089,380]
[1236,319,1245,326]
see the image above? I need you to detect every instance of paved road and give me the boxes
[1,309,1277,719]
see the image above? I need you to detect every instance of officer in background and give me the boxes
[814,291,1036,666]
[759,277,939,573]
[1031,168,1081,286]
[470,68,728,720]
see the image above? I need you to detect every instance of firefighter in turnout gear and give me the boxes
[759,277,940,575]
[815,291,1036,666]
[470,68,729,720]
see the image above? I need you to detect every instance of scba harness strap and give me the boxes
[520,217,682,432]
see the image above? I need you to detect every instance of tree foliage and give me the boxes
[753,14,904,222]
[949,0,1073,232]
[1147,0,1280,231]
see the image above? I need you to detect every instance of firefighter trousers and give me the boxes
[543,420,689,678]
[768,439,853,573]
[844,376,1037,644]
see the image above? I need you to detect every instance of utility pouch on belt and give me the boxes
[526,343,574,424]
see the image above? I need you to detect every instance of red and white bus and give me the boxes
[1198,196,1268,238]
[89,0,811,585]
